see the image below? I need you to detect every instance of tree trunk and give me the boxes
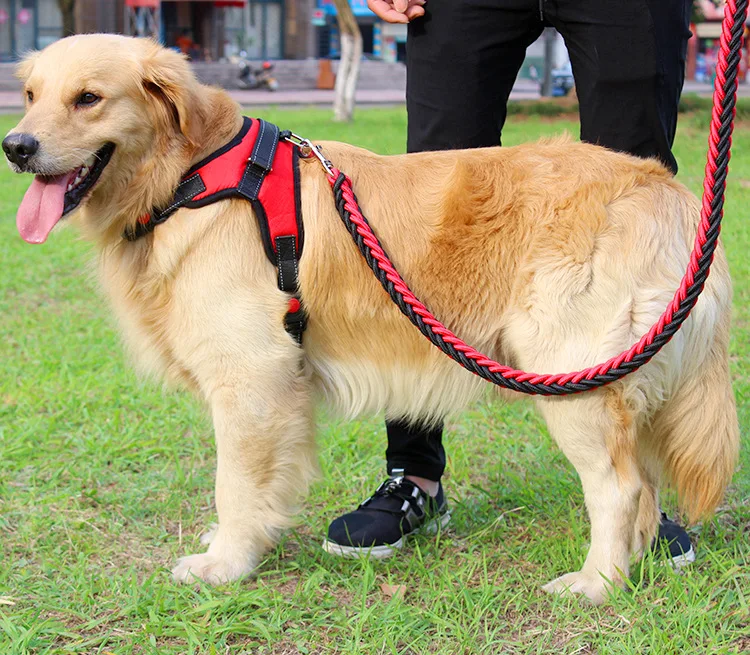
[540,27,555,97]
[331,0,362,122]
[57,0,76,37]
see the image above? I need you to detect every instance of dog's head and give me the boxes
[3,34,208,244]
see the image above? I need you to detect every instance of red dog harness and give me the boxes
[124,117,307,343]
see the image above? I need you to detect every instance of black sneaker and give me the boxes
[652,512,695,568]
[322,470,451,559]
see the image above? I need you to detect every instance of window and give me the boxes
[225,1,282,60]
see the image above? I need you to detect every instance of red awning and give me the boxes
[125,0,246,7]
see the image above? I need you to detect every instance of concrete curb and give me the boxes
[1,81,744,114]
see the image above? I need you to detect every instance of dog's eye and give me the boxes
[76,92,101,107]
[26,90,33,103]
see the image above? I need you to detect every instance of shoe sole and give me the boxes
[321,511,452,560]
[666,545,696,569]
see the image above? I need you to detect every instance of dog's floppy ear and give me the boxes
[15,51,40,82]
[141,42,204,146]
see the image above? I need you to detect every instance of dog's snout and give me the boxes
[2,133,40,169]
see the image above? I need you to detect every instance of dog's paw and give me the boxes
[172,552,254,585]
[542,571,616,605]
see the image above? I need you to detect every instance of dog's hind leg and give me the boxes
[536,388,642,604]
[631,464,660,561]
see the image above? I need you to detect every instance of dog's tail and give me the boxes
[649,294,739,522]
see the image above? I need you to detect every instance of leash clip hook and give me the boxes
[283,132,334,176]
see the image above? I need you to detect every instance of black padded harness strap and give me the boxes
[239,119,280,201]
[276,234,306,343]
[123,174,207,241]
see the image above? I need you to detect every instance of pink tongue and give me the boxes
[17,171,77,244]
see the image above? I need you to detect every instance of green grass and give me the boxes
[1,107,748,655]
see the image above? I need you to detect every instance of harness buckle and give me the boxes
[284,296,307,345]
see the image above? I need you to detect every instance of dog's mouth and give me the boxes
[16,143,115,244]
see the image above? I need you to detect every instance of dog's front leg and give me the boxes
[172,354,315,585]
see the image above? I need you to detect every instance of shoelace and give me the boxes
[377,477,408,496]
[361,479,425,516]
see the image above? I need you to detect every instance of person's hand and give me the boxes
[367,0,426,24]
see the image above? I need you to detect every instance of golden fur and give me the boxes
[6,35,739,604]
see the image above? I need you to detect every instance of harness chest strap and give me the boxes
[124,117,307,343]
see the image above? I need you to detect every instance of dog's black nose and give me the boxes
[2,133,39,169]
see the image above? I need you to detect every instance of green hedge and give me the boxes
[506,94,750,118]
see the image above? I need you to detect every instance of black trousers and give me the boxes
[385,0,691,481]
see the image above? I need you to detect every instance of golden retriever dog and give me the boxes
[4,34,739,604]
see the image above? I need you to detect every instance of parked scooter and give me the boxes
[528,62,574,97]
[237,56,279,91]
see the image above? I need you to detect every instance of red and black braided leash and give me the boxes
[316,0,747,396]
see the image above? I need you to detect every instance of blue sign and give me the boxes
[316,0,373,17]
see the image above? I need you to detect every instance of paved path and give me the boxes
[1,80,745,113]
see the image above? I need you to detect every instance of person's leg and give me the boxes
[546,0,695,563]
[395,0,543,495]
[645,0,692,157]
[385,418,445,497]
[325,0,542,557]
[392,0,543,491]
[641,0,695,564]
[386,1,544,498]
[407,0,543,152]
[546,0,690,173]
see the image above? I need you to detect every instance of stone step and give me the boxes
[0,59,406,93]
[0,64,20,91]
[193,59,406,91]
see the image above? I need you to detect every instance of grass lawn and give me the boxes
[0,106,748,655]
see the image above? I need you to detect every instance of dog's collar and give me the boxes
[124,117,306,343]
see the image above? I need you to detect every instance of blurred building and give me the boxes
[0,0,316,61]
[78,0,125,34]
[690,0,748,82]
[125,0,315,60]
[0,0,64,61]
[5,0,744,83]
